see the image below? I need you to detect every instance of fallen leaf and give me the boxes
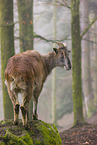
[83,141,89,145]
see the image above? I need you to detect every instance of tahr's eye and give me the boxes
[60,51,65,58]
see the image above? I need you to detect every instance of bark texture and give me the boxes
[17,0,33,52]
[17,0,33,119]
[81,0,94,117]
[71,0,85,125]
[0,0,15,119]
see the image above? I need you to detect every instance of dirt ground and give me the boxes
[60,123,97,145]
[60,114,97,145]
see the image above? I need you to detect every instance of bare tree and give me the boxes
[17,0,33,119]
[81,0,94,117]
[71,0,85,125]
[0,0,15,119]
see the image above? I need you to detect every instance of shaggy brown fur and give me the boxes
[5,42,71,127]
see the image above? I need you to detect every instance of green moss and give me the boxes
[32,120,62,145]
[3,130,33,145]
[0,120,5,125]
[0,120,13,126]
[0,120,61,145]
[0,143,5,145]
[33,139,41,145]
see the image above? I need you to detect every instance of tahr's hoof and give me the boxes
[14,121,19,125]
[15,104,20,113]
[20,106,27,116]
[20,106,25,110]
[15,103,20,109]
[32,114,38,120]
[24,124,30,130]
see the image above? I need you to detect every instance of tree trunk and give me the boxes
[17,0,33,52]
[81,0,94,117]
[93,15,97,107]
[71,0,85,125]
[0,0,15,119]
[52,0,57,125]
[17,0,33,120]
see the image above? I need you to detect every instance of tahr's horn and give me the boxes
[54,42,66,48]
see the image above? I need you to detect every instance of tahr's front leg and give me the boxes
[20,106,28,127]
[32,100,38,120]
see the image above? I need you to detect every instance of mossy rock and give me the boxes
[0,120,62,145]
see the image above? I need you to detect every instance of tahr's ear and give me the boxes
[53,48,58,54]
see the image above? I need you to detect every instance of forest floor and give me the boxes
[60,114,97,145]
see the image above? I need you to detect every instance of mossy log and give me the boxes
[0,120,62,145]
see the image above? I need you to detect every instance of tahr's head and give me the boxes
[53,42,71,70]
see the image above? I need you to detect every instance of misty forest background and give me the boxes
[0,0,97,130]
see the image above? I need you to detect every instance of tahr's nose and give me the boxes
[67,63,71,70]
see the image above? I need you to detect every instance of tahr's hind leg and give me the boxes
[32,100,38,120]
[7,88,20,125]
[21,90,32,128]
[14,103,20,125]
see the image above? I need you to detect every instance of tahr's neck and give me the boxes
[42,51,56,75]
